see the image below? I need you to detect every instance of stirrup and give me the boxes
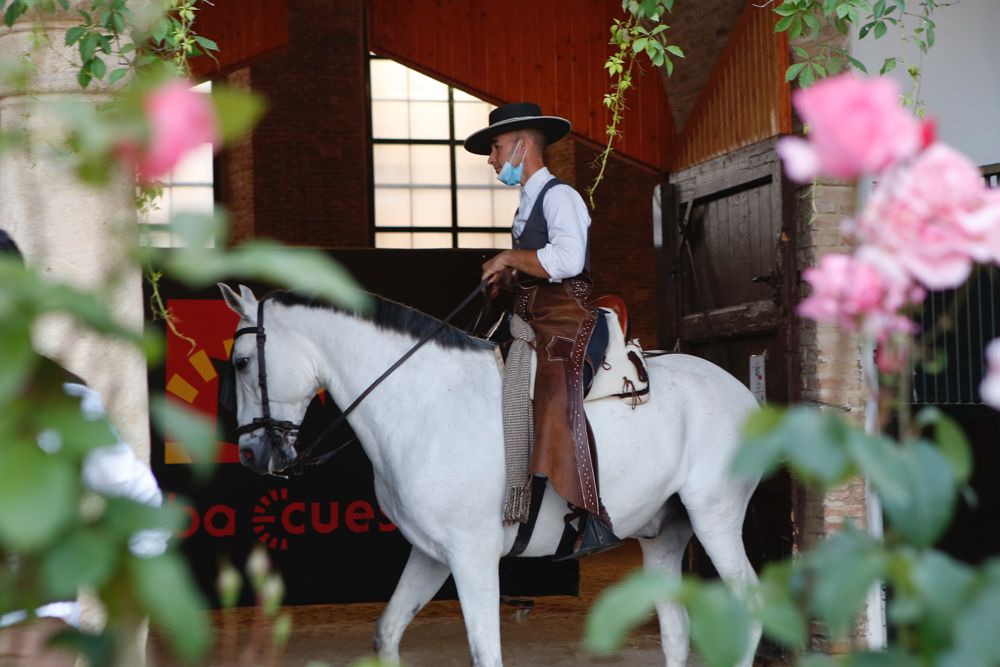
[553,513,622,561]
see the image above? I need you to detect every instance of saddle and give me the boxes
[491,295,651,405]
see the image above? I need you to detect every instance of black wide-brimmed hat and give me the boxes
[463,102,571,155]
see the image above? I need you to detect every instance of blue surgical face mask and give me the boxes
[496,140,526,186]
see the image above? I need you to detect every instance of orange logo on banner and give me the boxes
[163,299,241,464]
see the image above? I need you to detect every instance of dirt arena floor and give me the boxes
[149,541,776,666]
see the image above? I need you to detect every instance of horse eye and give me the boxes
[235,357,249,371]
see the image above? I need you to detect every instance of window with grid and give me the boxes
[140,81,215,248]
[369,56,516,249]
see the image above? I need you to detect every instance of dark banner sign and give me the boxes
[145,249,578,606]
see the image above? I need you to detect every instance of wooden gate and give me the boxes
[658,137,799,569]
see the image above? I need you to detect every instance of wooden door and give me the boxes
[658,137,799,571]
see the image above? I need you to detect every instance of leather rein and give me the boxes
[232,281,490,475]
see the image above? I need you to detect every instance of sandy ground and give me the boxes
[148,541,753,666]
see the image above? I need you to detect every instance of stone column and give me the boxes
[0,6,149,463]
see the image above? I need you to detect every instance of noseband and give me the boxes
[232,298,300,440]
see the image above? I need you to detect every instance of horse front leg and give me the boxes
[373,546,451,663]
[449,550,503,667]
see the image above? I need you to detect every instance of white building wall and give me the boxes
[850,0,1000,167]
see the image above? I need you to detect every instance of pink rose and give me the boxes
[957,189,1000,266]
[852,143,987,290]
[776,74,925,182]
[135,80,219,182]
[980,338,1000,409]
[798,249,922,341]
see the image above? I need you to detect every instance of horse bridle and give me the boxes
[232,298,301,441]
[231,281,489,473]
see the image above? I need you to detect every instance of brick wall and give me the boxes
[790,26,874,651]
[547,140,663,346]
[219,0,370,247]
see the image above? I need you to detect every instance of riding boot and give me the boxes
[552,509,622,561]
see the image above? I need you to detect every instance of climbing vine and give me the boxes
[587,0,683,208]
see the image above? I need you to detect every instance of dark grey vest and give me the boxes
[513,177,590,272]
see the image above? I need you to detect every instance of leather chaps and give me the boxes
[513,276,610,527]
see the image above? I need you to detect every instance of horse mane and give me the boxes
[268,290,495,352]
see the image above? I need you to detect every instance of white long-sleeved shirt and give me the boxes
[512,167,591,281]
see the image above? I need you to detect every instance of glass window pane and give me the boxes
[455,148,494,186]
[370,59,409,100]
[452,88,479,102]
[454,100,493,141]
[170,186,214,215]
[458,232,511,249]
[412,188,452,227]
[375,188,411,227]
[374,145,411,185]
[409,145,451,185]
[458,232,510,250]
[375,232,452,249]
[172,142,214,183]
[411,232,453,248]
[493,188,519,224]
[408,101,449,139]
[408,70,448,101]
[372,100,410,139]
[456,189,494,228]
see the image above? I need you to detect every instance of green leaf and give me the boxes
[847,56,869,73]
[879,440,956,548]
[193,34,219,51]
[151,17,169,43]
[631,37,648,53]
[108,67,128,84]
[150,396,219,480]
[161,241,370,312]
[880,57,897,75]
[916,408,972,484]
[939,578,1000,667]
[785,62,807,82]
[665,44,684,57]
[732,405,788,480]
[803,12,821,36]
[41,528,119,598]
[800,656,838,667]
[80,31,99,63]
[211,86,267,144]
[583,569,680,655]
[4,1,26,27]
[800,64,815,88]
[809,526,885,634]
[88,56,106,80]
[904,550,975,649]
[0,441,79,552]
[756,562,806,648]
[688,582,751,667]
[844,429,909,507]
[873,20,888,38]
[65,26,86,46]
[846,651,921,667]
[130,554,211,662]
[774,14,795,32]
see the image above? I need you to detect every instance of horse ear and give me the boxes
[218,282,252,318]
[238,284,257,302]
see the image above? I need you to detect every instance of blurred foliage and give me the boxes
[772,0,945,107]
[586,403,1000,666]
[0,2,365,666]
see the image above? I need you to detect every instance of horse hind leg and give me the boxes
[374,546,451,663]
[684,494,762,667]
[639,515,694,667]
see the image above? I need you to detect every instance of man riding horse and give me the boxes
[466,103,622,558]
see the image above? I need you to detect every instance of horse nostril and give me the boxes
[240,447,254,462]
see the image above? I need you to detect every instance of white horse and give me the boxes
[219,284,762,667]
